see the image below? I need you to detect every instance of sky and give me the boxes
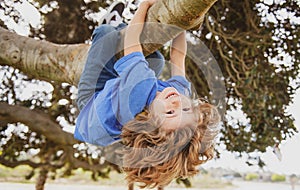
[1,0,300,176]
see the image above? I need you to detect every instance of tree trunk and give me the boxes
[0,0,217,85]
[35,167,48,190]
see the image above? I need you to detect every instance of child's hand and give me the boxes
[140,0,157,7]
[142,0,157,5]
[124,0,157,56]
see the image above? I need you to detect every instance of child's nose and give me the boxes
[170,97,182,108]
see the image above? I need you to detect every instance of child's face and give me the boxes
[150,87,198,131]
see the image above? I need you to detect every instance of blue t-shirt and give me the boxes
[74,52,191,146]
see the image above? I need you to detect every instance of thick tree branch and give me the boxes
[0,0,217,85]
[0,28,88,85]
[0,102,77,145]
[0,157,47,168]
[141,0,217,53]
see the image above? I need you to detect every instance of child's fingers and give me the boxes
[142,0,157,6]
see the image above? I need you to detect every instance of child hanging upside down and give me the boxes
[74,0,220,189]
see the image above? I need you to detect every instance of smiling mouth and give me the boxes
[165,91,179,99]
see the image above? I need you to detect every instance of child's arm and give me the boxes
[170,31,187,77]
[124,0,156,56]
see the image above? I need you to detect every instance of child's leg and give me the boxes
[77,24,120,110]
[93,25,121,91]
[146,51,165,77]
[77,1,127,110]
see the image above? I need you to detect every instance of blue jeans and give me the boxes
[77,24,165,110]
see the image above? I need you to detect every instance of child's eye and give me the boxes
[166,110,174,114]
[182,108,190,111]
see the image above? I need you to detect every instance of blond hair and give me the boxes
[120,100,220,188]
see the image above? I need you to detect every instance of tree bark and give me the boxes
[35,167,48,190]
[0,102,77,145]
[0,0,217,85]
[0,28,88,85]
[141,0,217,53]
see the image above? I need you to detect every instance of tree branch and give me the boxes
[0,0,217,85]
[0,157,46,168]
[0,102,77,145]
[0,27,88,85]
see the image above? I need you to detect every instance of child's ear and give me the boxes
[141,109,149,116]
[135,109,150,121]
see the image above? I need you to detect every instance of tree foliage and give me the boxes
[186,0,299,164]
[196,0,299,160]
[0,0,299,189]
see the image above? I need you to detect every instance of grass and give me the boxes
[55,169,127,186]
[0,165,33,183]
[0,164,232,189]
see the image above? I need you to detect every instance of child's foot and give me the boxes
[99,1,125,27]
[123,0,138,22]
